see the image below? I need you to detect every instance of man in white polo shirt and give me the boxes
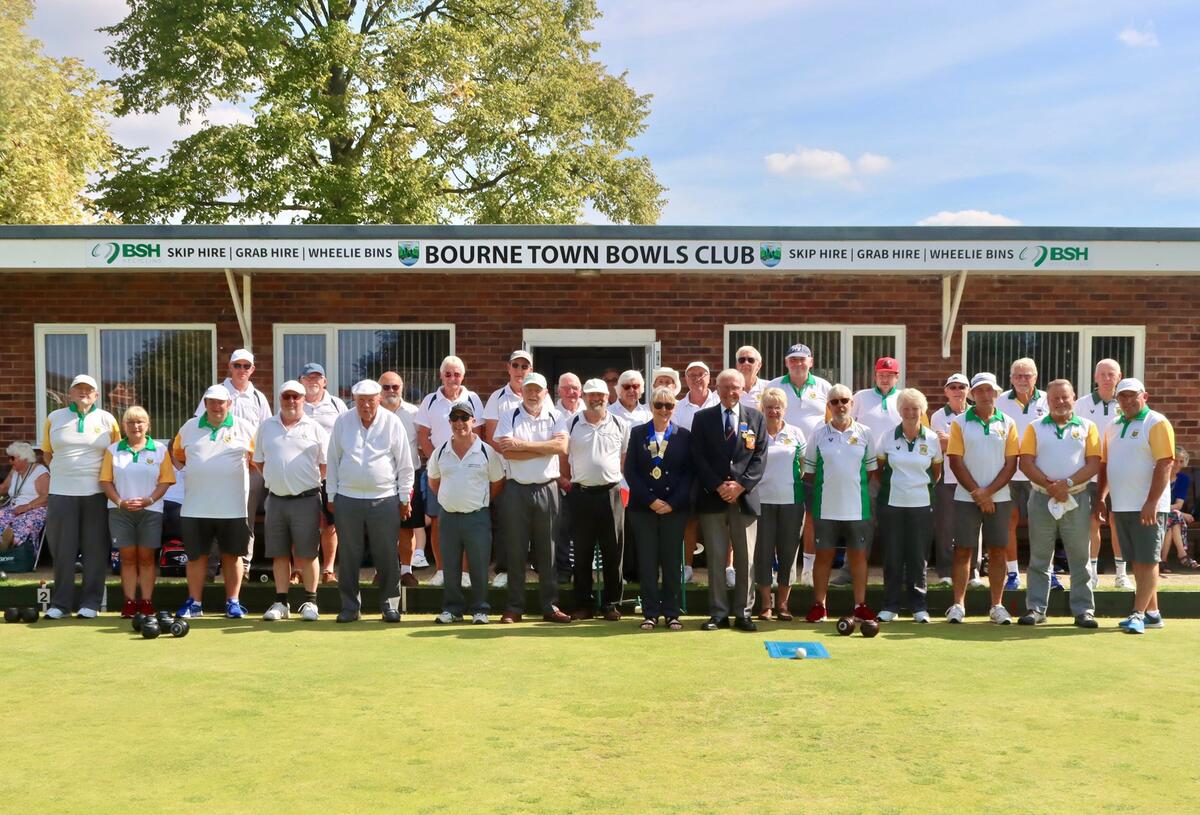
[995,357,1048,592]
[484,350,549,443]
[1082,358,1128,588]
[300,362,347,585]
[255,380,328,622]
[850,356,902,452]
[555,373,584,417]
[610,369,651,426]
[494,372,571,624]
[561,378,630,620]
[415,355,485,586]
[676,361,718,583]
[427,400,505,624]
[326,379,414,623]
[1018,379,1101,628]
[733,345,767,410]
[945,372,1020,624]
[173,384,257,619]
[930,373,970,586]
[1100,378,1174,634]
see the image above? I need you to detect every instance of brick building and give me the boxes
[1,225,1197,451]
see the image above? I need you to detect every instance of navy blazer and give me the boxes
[689,402,767,515]
[624,421,693,513]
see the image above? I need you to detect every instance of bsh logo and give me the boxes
[90,242,161,264]
[1019,245,1089,268]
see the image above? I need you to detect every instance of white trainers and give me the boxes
[935,576,953,586]
[263,602,289,621]
[913,610,931,623]
[491,571,508,588]
[428,570,445,587]
[1088,568,1099,590]
[435,611,462,624]
[945,603,966,623]
[472,612,489,624]
[877,610,898,622]
[1114,573,1132,589]
[725,566,736,588]
[76,607,98,619]
[299,601,319,621]
[462,573,471,588]
[683,565,694,584]
[411,550,430,568]
[45,606,67,620]
[968,577,987,588]
[799,568,814,587]
[989,604,1013,625]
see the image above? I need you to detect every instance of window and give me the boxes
[36,325,217,438]
[725,325,905,391]
[273,324,454,404]
[962,326,1144,390]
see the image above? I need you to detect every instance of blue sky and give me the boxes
[29,0,1200,226]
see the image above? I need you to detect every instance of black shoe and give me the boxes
[382,608,402,623]
[734,616,758,632]
[335,610,360,624]
[1074,612,1098,629]
[700,616,723,631]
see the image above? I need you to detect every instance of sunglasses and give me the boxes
[736,357,758,364]
[621,383,640,390]
[946,384,967,391]
[381,385,402,392]
[828,398,850,406]
[652,402,676,410]
[280,394,303,401]
[449,414,471,422]
[231,362,253,370]
[510,362,531,370]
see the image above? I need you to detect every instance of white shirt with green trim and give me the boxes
[995,388,1047,482]
[1080,391,1118,482]
[929,404,963,485]
[946,407,1019,503]
[879,424,943,508]
[1019,414,1100,483]
[755,423,807,505]
[804,420,877,521]
[174,414,255,518]
[851,386,902,452]
[768,373,832,443]
[42,405,121,496]
[1102,407,1175,513]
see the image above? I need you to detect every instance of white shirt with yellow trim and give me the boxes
[1019,415,1100,484]
[100,438,177,512]
[253,414,328,497]
[1102,407,1175,513]
[173,415,255,518]
[43,405,121,496]
[995,388,1047,482]
[946,407,1020,503]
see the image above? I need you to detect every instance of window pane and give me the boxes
[101,329,212,441]
[966,331,1078,387]
[283,334,327,382]
[851,335,897,392]
[337,329,451,403]
[727,329,840,383]
[1091,335,1135,380]
[44,333,88,418]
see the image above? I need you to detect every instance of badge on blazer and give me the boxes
[919,444,928,455]
[742,430,756,450]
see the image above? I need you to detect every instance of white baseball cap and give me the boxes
[510,350,533,364]
[69,374,98,391]
[944,373,969,387]
[582,378,609,395]
[684,361,710,374]
[351,379,382,396]
[521,372,548,390]
[1116,377,1145,394]
[969,372,1003,394]
[279,380,305,396]
[230,349,255,365]
[203,384,232,401]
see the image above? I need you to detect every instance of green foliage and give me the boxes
[0,0,115,224]
[99,0,665,224]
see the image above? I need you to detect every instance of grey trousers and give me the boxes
[1026,490,1094,615]
[334,495,401,615]
[46,493,109,612]
[629,509,687,619]
[700,505,757,619]
[881,504,932,613]
[499,480,560,615]
[932,482,957,577]
[753,503,804,588]
[439,509,492,615]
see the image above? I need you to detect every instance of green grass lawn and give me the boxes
[2,616,1198,814]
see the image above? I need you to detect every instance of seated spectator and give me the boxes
[1161,446,1196,572]
[0,441,50,554]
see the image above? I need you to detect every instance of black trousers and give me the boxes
[568,484,624,610]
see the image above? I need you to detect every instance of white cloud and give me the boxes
[917,210,1021,227]
[1117,24,1159,48]
[764,146,891,188]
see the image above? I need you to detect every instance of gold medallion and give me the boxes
[651,466,662,480]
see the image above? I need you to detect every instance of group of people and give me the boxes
[5,341,1185,635]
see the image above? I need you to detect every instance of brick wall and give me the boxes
[3,270,1198,447]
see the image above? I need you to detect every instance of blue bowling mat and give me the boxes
[764,640,830,659]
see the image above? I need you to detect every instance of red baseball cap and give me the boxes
[875,357,900,373]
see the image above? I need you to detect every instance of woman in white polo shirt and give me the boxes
[42,374,121,619]
[752,387,806,622]
[877,389,942,623]
[99,406,177,618]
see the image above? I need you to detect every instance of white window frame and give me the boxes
[960,324,1146,388]
[272,323,456,397]
[724,324,907,386]
[522,328,660,396]
[34,323,218,430]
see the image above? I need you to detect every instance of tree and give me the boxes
[99,0,665,224]
[0,0,114,224]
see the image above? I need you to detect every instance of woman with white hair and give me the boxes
[752,387,806,620]
[877,388,942,623]
[0,442,50,557]
[610,369,652,426]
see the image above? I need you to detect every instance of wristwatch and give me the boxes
[1065,477,1075,488]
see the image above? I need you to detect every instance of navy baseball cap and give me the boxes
[300,362,326,377]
